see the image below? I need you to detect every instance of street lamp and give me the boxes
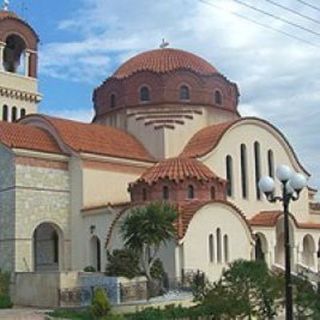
[259,165,307,320]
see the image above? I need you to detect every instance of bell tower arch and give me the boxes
[0,5,41,122]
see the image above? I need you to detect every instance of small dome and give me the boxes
[113,48,218,79]
[136,157,219,185]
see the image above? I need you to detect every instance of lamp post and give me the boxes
[258,165,307,320]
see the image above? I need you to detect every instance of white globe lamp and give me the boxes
[259,176,275,195]
[276,165,292,183]
[289,173,307,193]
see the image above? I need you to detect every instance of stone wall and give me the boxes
[0,146,15,271]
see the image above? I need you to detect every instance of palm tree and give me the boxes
[120,202,177,284]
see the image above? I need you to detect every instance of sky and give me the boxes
[8,0,320,196]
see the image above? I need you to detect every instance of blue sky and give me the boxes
[8,0,320,195]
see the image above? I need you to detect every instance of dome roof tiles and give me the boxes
[113,48,218,79]
[136,157,219,185]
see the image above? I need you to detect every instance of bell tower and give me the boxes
[0,2,41,122]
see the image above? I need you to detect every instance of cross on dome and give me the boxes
[3,0,9,11]
[159,38,169,49]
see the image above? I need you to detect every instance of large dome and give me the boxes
[113,48,218,79]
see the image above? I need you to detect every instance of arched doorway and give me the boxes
[275,217,294,267]
[302,235,315,268]
[90,236,101,272]
[255,233,268,262]
[33,223,62,271]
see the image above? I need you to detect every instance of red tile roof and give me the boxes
[249,211,283,227]
[37,116,155,162]
[0,10,18,20]
[181,121,236,158]
[113,48,218,79]
[136,157,219,184]
[250,211,320,230]
[0,121,62,154]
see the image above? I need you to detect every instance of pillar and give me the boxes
[25,50,30,77]
[0,42,5,71]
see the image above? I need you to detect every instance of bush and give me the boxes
[150,258,165,281]
[83,266,96,272]
[91,288,111,319]
[106,249,140,279]
[0,294,13,309]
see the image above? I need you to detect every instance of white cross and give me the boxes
[3,0,9,11]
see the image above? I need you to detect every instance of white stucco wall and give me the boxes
[181,202,253,282]
[202,119,310,222]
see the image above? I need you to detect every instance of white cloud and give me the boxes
[39,0,320,195]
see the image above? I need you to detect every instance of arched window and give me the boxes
[216,228,222,263]
[254,142,261,200]
[142,188,147,201]
[268,149,275,178]
[240,144,248,199]
[163,186,169,200]
[187,185,194,199]
[214,90,222,105]
[210,186,216,200]
[140,86,150,102]
[11,106,17,122]
[52,231,59,263]
[2,105,8,121]
[110,94,116,108]
[223,234,229,263]
[226,155,233,197]
[179,85,190,100]
[209,234,214,263]
[3,35,26,74]
[20,108,26,118]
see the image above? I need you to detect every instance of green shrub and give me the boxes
[83,266,96,272]
[0,294,13,309]
[106,249,140,279]
[91,287,111,319]
[150,258,165,281]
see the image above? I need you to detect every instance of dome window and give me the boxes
[163,186,169,200]
[20,108,26,118]
[2,105,8,121]
[179,85,190,101]
[110,94,116,108]
[214,90,222,105]
[187,185,195,199]
[140,86,150,102]
[11,106,17,122]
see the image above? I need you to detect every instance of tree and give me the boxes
[202,260,283,319]
[120,202,177,285]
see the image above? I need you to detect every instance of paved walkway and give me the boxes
[0,308,51,320]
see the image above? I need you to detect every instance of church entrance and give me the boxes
[33,223,62,271]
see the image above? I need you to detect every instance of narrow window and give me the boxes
[268,150,275,178]
[226,155,233,197]
[215,90,222,105]
[216,228,222,263]
[187,185,194,199]
[224,235,229,263]
[240,144,248,199]
[180,85,190,100]
[254,142,261,200]
[163,186,169,200]
[2,105,8,121]
[210,186,216,200]
[142,188,147,201]
[11,106,17,122]
[209,234,214,263]
[20,108,26,118]
[140,86,150,102]
[52,231,59,264]
[110,94,116,108]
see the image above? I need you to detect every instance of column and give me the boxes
[25,50,30,77]
[0,42,5,71]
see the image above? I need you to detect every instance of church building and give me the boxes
[0,6,319,285]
